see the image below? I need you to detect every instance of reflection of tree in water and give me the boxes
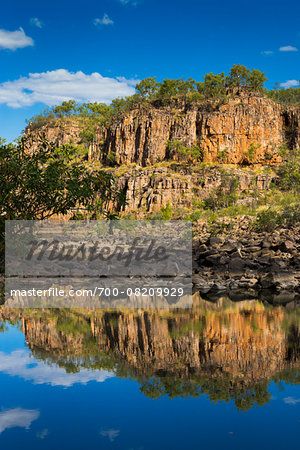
[0,322,8,333]
[0,297,299,411]
[286,324,300,362]
[139,375,273,412]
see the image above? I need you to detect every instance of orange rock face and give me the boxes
[24,91,299,213]
[26,91,300,167]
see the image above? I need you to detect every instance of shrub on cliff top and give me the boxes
[226,65,267,92]
[268,85,300,105]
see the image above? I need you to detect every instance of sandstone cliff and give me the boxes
[25,90,300,213]
[26,90,300,167]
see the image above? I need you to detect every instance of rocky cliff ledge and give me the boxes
[25,90,300,214]
[26,90,300,167]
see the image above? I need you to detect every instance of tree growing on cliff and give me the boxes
[243,143,260,165]
[157,78,197,100]
[226,65,267,92]
[166,140,203,163]
[226,65,252,87]
[135,77,160,100]
[250,69,268,92]
[268,85,300,105]
[197,72,226,98]
[277,147,300,192]
[53,100,78,117]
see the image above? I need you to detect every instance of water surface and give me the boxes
[0,297,299,449]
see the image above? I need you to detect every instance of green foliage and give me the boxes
[149,201,173,220]
[27,111,55,130]
[157,78,197,100]
[52,100,77,117]
[54,143,89,163]
[254,209,284,232]
[227,64,252,87]
[197,72,226,98]
[254,202,300,232]
[282,204,300,225]
[277,148,300,191]
[158,201,173,220]
[166,140,203,163]
[81,102,111,118]
[135,77,160,99]
[0,136,124,222]
[106,150,117,165]
[250,69,268,92]
[110,95,140,114]
[243,143,261,164]
[27,66,298,133]
[268,85,300,105]
[217,147,229,163]
[277,142,290,158]
[79,126,96,144]
[203,172,239,210]
[226,65,267,92]
[27,100,113,130]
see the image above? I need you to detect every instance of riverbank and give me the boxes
[193,221,300,296]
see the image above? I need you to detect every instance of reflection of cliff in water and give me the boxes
[1,295,299,411]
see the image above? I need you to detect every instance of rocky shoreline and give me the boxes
[193,224,300,298]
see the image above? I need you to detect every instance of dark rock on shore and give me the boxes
[193,225,300,294]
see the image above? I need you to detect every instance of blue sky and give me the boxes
[0,0,299,141]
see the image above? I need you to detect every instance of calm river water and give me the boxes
[0,297,299,449]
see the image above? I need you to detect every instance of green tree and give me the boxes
[157,78,196,99]
[197,72,226,97]
[85,102,112,119]
[243,143,260,164]
[135,77,160,99]
[268,85,300,105]
[0,136,124,222]
[277,148,300,191]
[226,64,252,87]
[249,69,267,92]
[53,100,78,117]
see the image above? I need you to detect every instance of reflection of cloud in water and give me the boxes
[36,428,49,439]
[0,408,39,434]
[283,397,300,405]
[0,350,114,387]
[100,428,120,442]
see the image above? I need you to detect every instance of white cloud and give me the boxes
[0,408,39,434]
[278,79,300,88]
[261,50,273,55]
[93,14,114,26]
[30,18,43,29]
[283,396,300,405]
[0,28,34,50]
[279,46,298,52]
[0,349,115,387]
[0,69,138,108]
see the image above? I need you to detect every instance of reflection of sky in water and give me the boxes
[0,408,39,434]
[0,349,114,386]
[0,323,299,450]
